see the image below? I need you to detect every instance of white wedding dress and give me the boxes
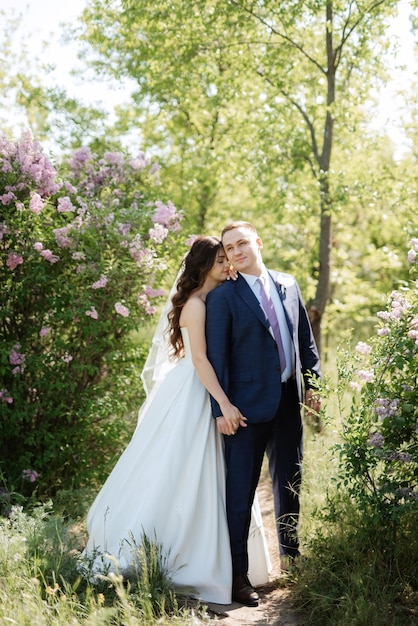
[81,328,271,604]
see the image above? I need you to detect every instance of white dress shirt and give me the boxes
[240,267,295,382]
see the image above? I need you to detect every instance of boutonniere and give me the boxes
[276,273,295,297]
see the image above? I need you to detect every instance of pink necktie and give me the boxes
[257,277,286,373]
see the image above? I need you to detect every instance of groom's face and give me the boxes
[222,226,263,276]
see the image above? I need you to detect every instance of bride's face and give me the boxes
[208,249,230,283]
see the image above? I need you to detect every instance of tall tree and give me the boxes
[224,0,399,351]
[77,0,400,351]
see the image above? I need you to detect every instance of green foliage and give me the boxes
[336,241,418,529]
[292,239,418,625]
[0,503,200,625]
[0,131,183,501]
[293,497,418,626]
[74,0,410,355]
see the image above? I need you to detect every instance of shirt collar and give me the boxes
[240,265,268,288]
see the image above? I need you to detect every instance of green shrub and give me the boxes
[0,131,183,502]
[293,238,418,625]
[336,237,417,541]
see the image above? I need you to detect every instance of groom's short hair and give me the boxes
[221,221,258,238]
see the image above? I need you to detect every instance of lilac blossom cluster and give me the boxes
[22,469,39,483]
[407,237,418,264]
[1,134,182,324]
[0,389,13,404]
[0,130,60,202]
[1,132,183,415]
[345,239,418,508]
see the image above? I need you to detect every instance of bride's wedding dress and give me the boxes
[81,328,271,604]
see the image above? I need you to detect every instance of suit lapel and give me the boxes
[235,275,270,331]
[268,269,294,336]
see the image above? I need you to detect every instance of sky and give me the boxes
[2,0,417,155]
[2,0,131,119]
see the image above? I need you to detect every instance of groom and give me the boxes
[205,221,321,607]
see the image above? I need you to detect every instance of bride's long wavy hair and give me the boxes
[167,236,223,359]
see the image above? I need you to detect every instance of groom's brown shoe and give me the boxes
[232,574,259,607]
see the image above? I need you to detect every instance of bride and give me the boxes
[80,236,271,605]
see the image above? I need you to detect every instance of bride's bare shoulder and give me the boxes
[180,293,205,325]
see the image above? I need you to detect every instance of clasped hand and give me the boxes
[216,402,247,436]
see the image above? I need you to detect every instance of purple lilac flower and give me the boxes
[185,234,198,247]
[144,287,166,298]
[57,196,75,213]
[408,237,418,264]
[367,432,385,448]
[72,251,86,261]
[16,131,60,196]
[149,224,169,243]
[118,222,131,236]
[130,240,156,268]
[85,306,99,320]
[6,252,23,270]
[69,147,92,172]
[355,341,372,356]
[9,345,25,367]
[22,469,39,483]
[137,293,157,315]
[0,389,13,404]
[64,181,78,194]
[104,152,124,166]
[129,152,151,171]
[114,302,130,317]
[408,249,417,264]
[386,451,413,463]
[1,191,16,205]
[53,225,72,248]
[374,397,400,420]
[40,249,59,264]
[358,369,374,383]
[377,311,390,322]
[153,200,182,231]
[408,317,418,343]
[29,192,45,214]
[91,275,108,289]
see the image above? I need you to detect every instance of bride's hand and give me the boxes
[217,403,247,435]
[226,265,238,281]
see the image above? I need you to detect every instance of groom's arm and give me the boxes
[205,288,232,418]
[295,282,321,386]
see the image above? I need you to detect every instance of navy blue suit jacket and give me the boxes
[205,270,321,423]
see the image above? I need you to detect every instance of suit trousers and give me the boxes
[224,378,303,575]
[266,378,303,559]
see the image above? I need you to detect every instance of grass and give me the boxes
[0,502,206,625]
[288,386,418,626]
[1,374,416,625]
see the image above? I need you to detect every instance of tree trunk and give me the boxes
[308,1,335,355]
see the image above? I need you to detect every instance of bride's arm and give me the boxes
[181,297,246,435]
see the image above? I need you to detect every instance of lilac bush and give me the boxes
[336,237,418,535]
[0,131,182,501]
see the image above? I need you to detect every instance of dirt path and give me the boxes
[202,475,302,626]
